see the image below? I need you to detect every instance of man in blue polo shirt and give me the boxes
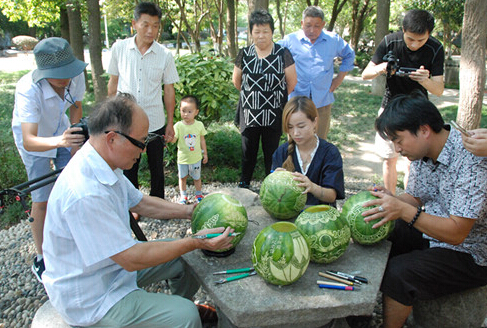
[279,6,355,140]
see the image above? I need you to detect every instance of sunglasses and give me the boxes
[105,131,161,150]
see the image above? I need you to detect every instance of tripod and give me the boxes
[0,168,147,241]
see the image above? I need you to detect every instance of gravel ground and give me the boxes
[0,178,390,328]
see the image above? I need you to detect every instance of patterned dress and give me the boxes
[235,43,294,133]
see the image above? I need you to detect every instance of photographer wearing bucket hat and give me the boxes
[11,37,87,282]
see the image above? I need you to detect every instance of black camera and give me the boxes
[382,51,418,78]
[70,117,89,142]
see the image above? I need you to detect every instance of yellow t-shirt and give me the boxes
[173,120,207,164]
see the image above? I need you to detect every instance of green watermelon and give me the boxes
[259,171,306,220]
[295,205,351,263]
[251,221,310,285]
[191,193,248,252]
[341,191,394,245]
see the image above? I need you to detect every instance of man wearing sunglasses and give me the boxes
[11,37,87,282]
[42,94,233,327]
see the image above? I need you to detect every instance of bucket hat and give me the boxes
[32,37,88,83]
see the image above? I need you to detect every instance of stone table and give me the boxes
[182,188,391,328]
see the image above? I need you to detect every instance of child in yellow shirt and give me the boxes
[171,95,208,204]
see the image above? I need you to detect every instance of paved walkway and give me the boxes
[336,76,483,184]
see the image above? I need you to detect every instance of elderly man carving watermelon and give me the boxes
[361,92,487,328]
[42,94,233,327]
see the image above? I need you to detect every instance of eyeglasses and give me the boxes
[104,131,161,150]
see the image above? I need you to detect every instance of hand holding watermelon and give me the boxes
[361,188,406,229]
[193,227,236,252]
[341,191,395,245]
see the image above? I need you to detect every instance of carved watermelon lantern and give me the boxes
[191,193,248,254]
[295,205,351,263]
[259,170,306,220]
[341,191,394,245]
[251,221,310,285]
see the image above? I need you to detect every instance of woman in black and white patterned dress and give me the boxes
[232,9,297,189]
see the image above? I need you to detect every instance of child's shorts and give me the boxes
[18,147,71,202]
[178,160,202,180]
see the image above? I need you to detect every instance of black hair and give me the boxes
[88,93,137,135]
[134,2,162,21]
[249,9,274,34]
[181,95,200,109]
[302,6,325,21]
[375,91,444,141]
[402,9,434,34]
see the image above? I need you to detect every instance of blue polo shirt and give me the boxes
[279,30,355,107]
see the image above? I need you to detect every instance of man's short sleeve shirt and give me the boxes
[42,142,143,326]
[107,36,179,132]
[372,31,444,107]
[12,71,86,157]
[406,128,487,266]
[279,30,355,108]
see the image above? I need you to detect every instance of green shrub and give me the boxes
[174,52,239,126]
[354,50,372,70]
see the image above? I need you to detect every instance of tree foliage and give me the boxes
[174,52,239,125]
[1,0,61,27]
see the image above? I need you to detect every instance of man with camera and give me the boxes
[362,9,444,194]
[11,37,87,282]
[42,94,232,327]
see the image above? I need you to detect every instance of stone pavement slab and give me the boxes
[182,188,391,328]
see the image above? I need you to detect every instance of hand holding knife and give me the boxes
[192,232,241,239]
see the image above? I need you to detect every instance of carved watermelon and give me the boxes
[259,171,306,220]
[295,205,351,263]
[251,221,310,285]
[191,193,248,252]
[341,191,394,245]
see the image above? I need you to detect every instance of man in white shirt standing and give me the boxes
[43,94,233,327]
[11,37,87,282]
[107,2,178,203]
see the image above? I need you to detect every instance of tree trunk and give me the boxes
[86,0,107,102]
[207,0,225,55]
[350,0,373,52]
[226,0,237,58]
[66,0,88,91]
[247,0,269,45]
[248,0,268,11]
[457,0,487,129]
[371,0,390,96]
[328,0,348,32]
[276,0,284,38]
[60,6,70,41]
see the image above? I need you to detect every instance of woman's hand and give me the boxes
[292,171,313,194]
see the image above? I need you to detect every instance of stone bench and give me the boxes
[31,300,70,328]
[182,188,392,328]
[411,285,487,328]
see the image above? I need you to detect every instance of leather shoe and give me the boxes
[196,303,218,324]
